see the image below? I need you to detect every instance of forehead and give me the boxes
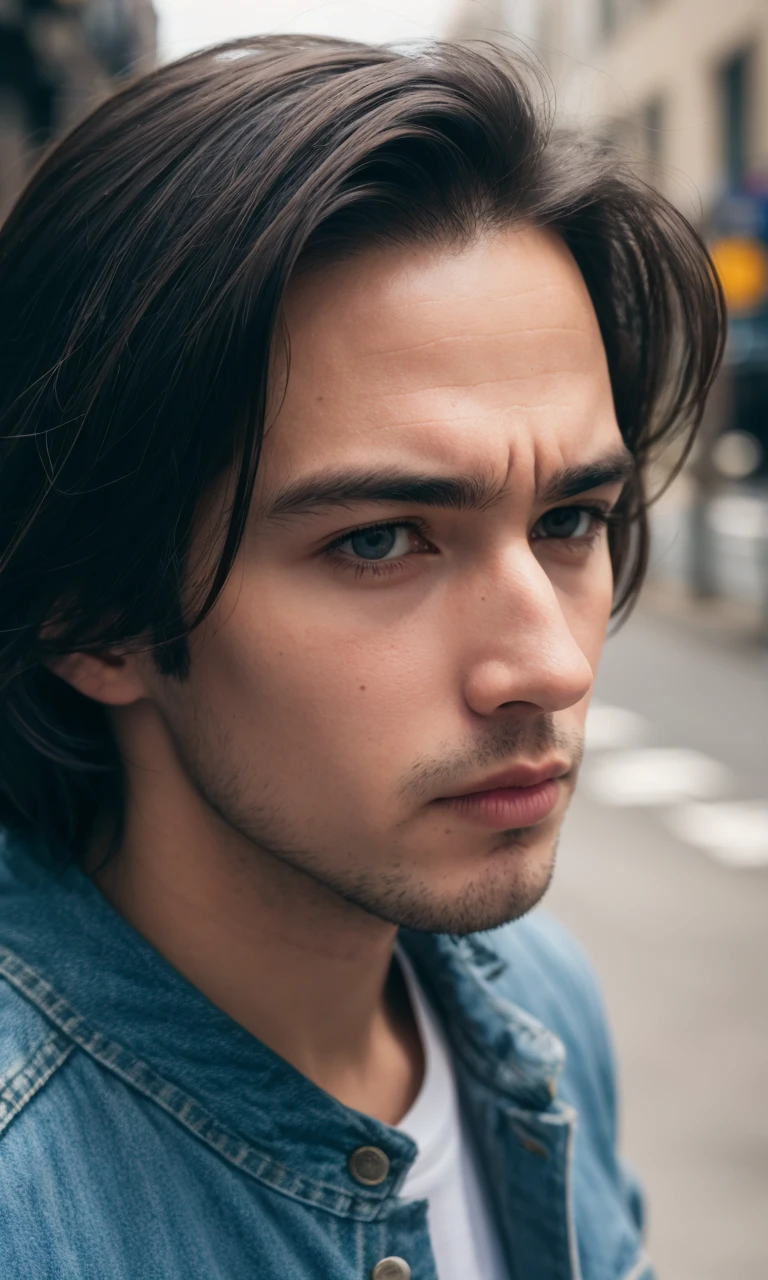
[258,227,619,493]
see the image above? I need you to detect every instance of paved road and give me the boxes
[544,596,768,1280]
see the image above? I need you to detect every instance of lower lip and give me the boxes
[435,778,561,828]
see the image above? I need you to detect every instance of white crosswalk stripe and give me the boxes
[664,801,768,868]
[584,748,734,806]
[583,700,768,868]
[584,703,651,750]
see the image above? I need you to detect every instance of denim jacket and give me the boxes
[0,829,652,1280]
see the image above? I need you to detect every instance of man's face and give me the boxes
[145,227,628,934]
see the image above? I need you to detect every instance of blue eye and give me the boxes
[343,525,401,560]
[532,506,606,540]
[323,520,431,578]
[331,522,419,563]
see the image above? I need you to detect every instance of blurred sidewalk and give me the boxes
[546,588,768,1280]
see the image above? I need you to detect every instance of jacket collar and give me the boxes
[398,928,565,1110]
[0,830,565,1207]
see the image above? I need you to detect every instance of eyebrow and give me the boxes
[261,447,635,522]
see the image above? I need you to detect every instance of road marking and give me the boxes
[709,494,768,540]
[584,748,734,807]
[664,801,768,868]
[582,705,767,867]
[584,701,651,751]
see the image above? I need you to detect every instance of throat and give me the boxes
[87,815,426,1124]
[381,952,426,1124]
[319,953,425,1126]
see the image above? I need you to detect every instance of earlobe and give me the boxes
[46,650,148,707]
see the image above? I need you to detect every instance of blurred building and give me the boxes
[0,0,157,219]
[449,0,768,208]
[449,0,768,604]
[570,0,768,490]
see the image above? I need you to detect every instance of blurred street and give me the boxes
[0,2,765,1276]
[651,478,768,616]
[547,593,768,1280]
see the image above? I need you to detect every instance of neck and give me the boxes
[88,719,424,1124]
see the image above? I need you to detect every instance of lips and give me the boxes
[439,760,571,800]
[434,774,566,830]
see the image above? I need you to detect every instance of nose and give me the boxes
[460,550,595,719]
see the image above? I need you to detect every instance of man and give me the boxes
[0,36,722,1280]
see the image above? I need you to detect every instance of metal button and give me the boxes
[348,1145,390,1186]
[371,1258,411,1280]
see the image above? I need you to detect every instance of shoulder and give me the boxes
[0,969,75,1142]
[0,832,91,1163]
[0,832,80,1142]
[479,910,618,1129]
[482,912,651,1256]
[483,908,609,1027]
[0,976,78,1273]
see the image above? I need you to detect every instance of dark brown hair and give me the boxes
[0,35,724,862]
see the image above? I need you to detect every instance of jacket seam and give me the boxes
[0,946,391,1221]
[0,1020,74,1138]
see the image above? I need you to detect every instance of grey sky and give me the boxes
[155,1,464,63]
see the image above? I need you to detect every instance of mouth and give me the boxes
[432,760,571,830]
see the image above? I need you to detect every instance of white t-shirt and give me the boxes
[394,947,508,1280]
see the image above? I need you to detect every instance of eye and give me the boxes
[336,523,410,561]
[322,519,434,578]
[531,505,608,541]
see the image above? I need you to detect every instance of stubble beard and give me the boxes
[167,706,574,937]
[190,760,562,935]
[322,826,562,934]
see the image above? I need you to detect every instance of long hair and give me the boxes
[0,36,725,861]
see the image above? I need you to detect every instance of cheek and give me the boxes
[193,585,428,751]
[556,547,615,670]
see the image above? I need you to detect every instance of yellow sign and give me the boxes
[710,235,768,313]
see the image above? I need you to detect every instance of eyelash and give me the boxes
[322,506,612,580]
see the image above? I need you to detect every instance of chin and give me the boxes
[368,830,558,936]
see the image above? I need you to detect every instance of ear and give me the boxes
[47,649,150,707]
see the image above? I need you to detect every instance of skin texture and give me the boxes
[55,226,628,1122]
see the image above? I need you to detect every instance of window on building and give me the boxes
[720,47,752,190]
